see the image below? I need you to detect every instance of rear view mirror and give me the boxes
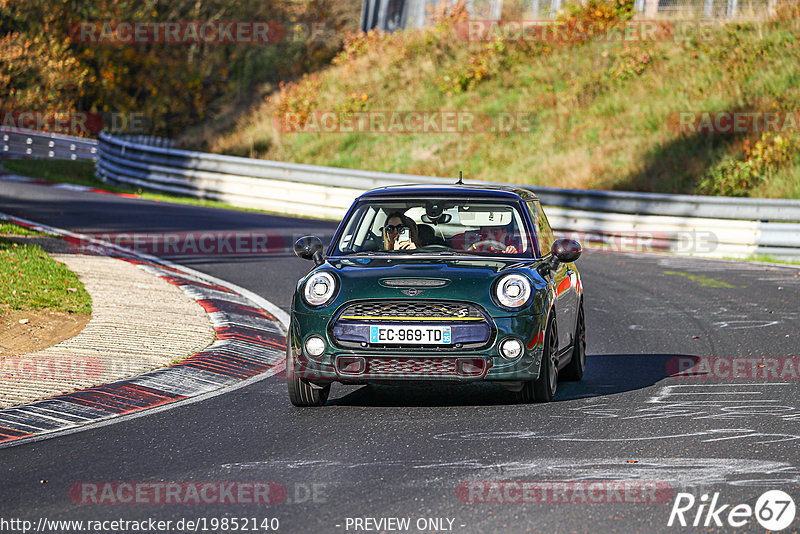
[421,213,452,224]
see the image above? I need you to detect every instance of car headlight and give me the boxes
[303,271,337,307]
[495,273,531,309]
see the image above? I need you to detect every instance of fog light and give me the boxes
[304,336,326,357]
[338,357,365,375]
[457,358,487,377]
[500,338,523,360]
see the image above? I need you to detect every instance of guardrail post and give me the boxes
[644,0,658,18]
[549,0,561,18]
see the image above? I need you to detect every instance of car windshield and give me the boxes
[333,198,534,257]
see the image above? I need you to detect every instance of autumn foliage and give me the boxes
[0,0,359,136]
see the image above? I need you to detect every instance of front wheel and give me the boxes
[518,317,558,403]
[286,344,330,407]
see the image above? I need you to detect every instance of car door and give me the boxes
[529,201,574,352]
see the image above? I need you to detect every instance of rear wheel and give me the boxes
[286,344,330,407]
[518,317,558,403]
[561,301,586,381]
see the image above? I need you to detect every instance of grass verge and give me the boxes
[0,223,91,314]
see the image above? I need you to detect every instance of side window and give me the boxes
[527,200,555,256]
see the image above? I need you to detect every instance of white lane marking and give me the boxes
[430,428,800,444]
[646,383,791,404]
[220,457,800,488]
[712,320,781,329]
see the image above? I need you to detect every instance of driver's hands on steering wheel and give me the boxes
[471,239,517,254]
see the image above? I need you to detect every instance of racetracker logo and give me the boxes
[457,481,674,503]
[69,231,286,256]
[668,111,800,134]
[69,482,286,505]
[273,111,535,134]
[0,356,103,381]
[456,20,717,42]
[557,230,718,255]
[668,490,796,530]
[0,110,148,135]
[667,356,800,380]
[71,21,286,44]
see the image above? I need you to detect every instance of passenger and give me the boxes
[383,211,419,251]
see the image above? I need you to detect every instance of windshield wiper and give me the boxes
[404,249,457,255]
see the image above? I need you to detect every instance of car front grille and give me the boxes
[336,356,489,379]
[369,357,457,376]
[331,300,494,351]
[338,300,485,321]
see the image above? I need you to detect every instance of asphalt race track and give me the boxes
[1,181,799,533]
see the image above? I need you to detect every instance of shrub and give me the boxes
[698,133,799,196]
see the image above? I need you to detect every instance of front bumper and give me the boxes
[289,312,546,383]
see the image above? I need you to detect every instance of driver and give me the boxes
[382,211,419,251]
[463,225,519,254]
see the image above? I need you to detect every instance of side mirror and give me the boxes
[294,236,325,266]
[551,238,582,263]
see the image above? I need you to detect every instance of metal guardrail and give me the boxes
[0,128,98,161]
[92,132,800,260]
[3,129,798,260]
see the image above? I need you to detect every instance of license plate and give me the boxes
[369,325,451,345]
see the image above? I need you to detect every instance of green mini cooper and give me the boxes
[287,184,584,406]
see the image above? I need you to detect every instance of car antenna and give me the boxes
[456,171,463,185]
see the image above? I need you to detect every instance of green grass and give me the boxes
[0,222,44,236]
[663,270,745,288]
[0,232,92,314]
[739,254,800,266]
[203,9,800,198]
[1,159,334,218]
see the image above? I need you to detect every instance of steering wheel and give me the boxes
[471,239,507,251]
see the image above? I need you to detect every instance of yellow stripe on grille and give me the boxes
[339,315,484,321]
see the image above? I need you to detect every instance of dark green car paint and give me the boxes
[287,184,583,393]
[290,256,572,383]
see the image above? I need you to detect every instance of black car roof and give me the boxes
[358,183,538,201]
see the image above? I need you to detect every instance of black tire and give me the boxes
[518,316,558,403]
[286,344,330,407]
[561,301,586,382]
